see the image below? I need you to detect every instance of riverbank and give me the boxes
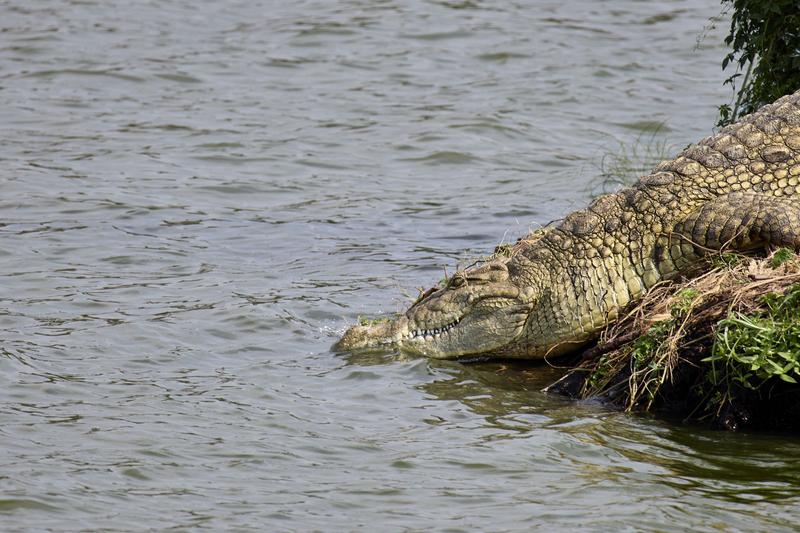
[546,250,800,432]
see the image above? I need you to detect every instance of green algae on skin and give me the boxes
[357,315,394,327]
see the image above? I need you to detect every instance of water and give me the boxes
[2,0,800,530]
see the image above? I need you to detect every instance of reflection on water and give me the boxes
[3,0,800,530]
[421,360,571,425]
[343,349,800,527]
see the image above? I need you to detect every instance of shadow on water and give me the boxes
[340,347,610,426]
[341,346,800,506]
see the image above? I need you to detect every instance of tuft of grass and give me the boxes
[593,286,702,410]
[770,247,795,269]
[358,315,392,327]
[492,243,514,259]
[710,251,745,269]
[593,124,673,194]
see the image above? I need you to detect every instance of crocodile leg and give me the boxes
[658,192,800,276]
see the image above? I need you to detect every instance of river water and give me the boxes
[2,0,800,531]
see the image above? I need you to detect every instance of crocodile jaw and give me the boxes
[335,262,539,359]
[401,298,532,359]
[334,316,411,353]
[335,298,530,359]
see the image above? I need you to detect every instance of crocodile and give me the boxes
[335,90,800,359]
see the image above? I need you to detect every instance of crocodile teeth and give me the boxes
[408,318,461,341]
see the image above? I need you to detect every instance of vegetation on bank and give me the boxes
[548,3,800,431]
[716,0,800,126]
[547,250,800,431]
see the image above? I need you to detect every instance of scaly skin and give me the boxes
[335,90,800,359]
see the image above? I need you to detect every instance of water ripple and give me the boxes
[1,0,785,531]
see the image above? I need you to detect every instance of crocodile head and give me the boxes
[334,261,542,359]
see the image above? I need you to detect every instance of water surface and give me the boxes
[3,1,800,531]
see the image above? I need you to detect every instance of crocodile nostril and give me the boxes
[486,261,510,281]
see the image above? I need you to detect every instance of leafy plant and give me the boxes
[770,247,795,269]
[705,284,800,390]
[717,0,800,126]
[710,251,744,269]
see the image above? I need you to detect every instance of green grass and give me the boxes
[577,250,800,426]
[358,315,392,327]
[705,284,800,389]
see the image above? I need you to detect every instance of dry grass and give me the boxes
[563,249,800,423]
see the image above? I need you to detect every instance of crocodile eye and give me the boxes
[449,275,465,289]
